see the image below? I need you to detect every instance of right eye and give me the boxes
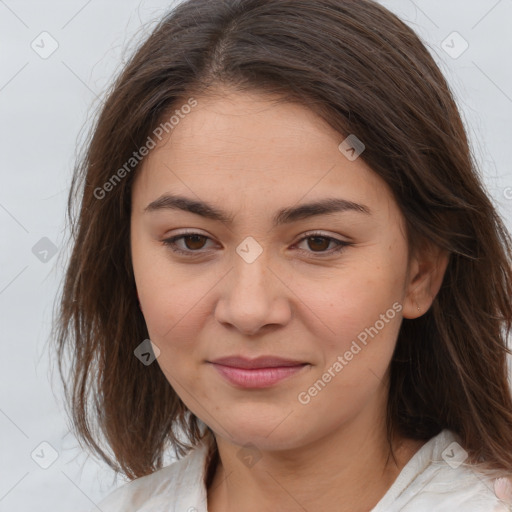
[161,232,216,256]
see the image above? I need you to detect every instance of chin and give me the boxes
[216,417,306,452]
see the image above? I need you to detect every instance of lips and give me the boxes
[209,355,307,369]
[208,355,310,388]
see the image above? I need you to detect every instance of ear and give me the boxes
[402,240,450,319]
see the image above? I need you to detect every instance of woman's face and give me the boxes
[130,90,435,451]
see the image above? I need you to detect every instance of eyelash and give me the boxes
[161,231,351,258]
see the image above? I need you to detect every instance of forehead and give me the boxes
[132,91,396,221]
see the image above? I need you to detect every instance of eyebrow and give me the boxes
[144,193,371,227]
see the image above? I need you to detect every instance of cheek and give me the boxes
[139,280,210,349]
[298,263,404,344]
[318,291,402,383]
[131,226,207,342]
[296,301,402,417]
[294,247,406,384]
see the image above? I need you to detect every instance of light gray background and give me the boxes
[1,1,511,511]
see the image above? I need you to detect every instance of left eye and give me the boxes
[295,235,348,254]
[161,232,350,257]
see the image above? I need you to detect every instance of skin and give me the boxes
[130,88,450,512]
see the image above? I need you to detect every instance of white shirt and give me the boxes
[94,429,510,511]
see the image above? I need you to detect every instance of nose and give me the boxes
[214,252,292,336]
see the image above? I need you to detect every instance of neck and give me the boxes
[206,403,424,512]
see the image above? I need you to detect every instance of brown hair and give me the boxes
[52,0,512,482]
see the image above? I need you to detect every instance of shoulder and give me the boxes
[375,430,511,512]
[406,457,505,511]
[93,441,209,512]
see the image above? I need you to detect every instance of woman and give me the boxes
[53,0,512,510]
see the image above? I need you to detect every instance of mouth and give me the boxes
[207,355,310,388]
[209,355,308,369]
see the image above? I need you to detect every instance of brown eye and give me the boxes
[294,233,350,257]
[162,233,214,255]
[181,234,208,250]
[306,236,331,252]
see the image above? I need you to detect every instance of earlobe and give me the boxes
[402,245,450,319]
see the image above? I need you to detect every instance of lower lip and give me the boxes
[210,363,308,388]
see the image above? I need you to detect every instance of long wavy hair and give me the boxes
[52,0,512,483]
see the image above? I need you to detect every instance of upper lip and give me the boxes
[209,356,308,369]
